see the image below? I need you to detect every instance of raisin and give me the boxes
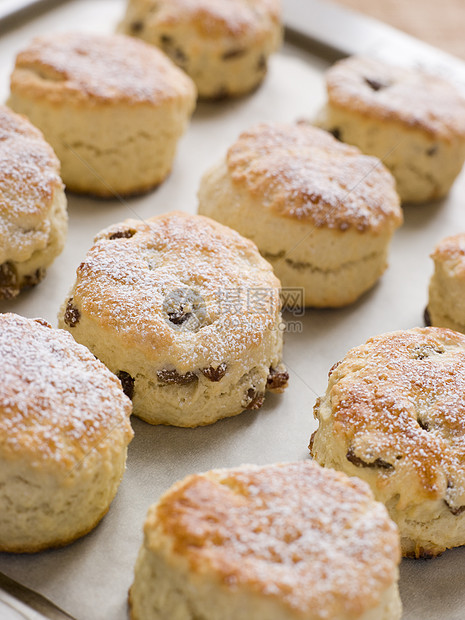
[266,366,289,391]
[108,229,136,240]
[346,447,393,470]
[445,500,465,516]
[168,310,193,326]
[222,49,247,60]
[118,371,135,400]
[157,369,197,385]
[0,261,18,298]
[257,54,266,72]
[364,77,389,91]
[23,268,44,287]
[417,418,430,431]
[201,363,227,382]
[244,387,265,410]
[64,299,81,328]
[130,21,144,33]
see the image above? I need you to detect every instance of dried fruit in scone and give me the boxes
[59,211,288,427]
[311,326,465,558]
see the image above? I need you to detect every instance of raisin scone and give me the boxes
[118,0,282,99]
[427,232,465,333]
[198,121,402,308]
[59,211,288,427]
[0,105,67,299]
[8,33,196,197]
[0,313,133,553]
[318,56,465,203]
[129,461,401,620]
[310,327,465,558]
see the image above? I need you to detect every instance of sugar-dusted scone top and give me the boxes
[0,105,67,298]
[311,327,465,557]
[59,211,287,427]
[326,56,465,141]
[320,56,465,203]
[130,461,401,620]
[199,121,402,307]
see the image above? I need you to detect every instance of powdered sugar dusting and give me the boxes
[227,122,402,232]
[153,461,399,617]
[0,106,63,263]
[148,0,280,39]
[12,33,195,105]
[72,212,281,369]
[0,314,132,469]
[330,327,465,507]
[327,56,465,140]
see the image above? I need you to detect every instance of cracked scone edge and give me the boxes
[8,32,196,197]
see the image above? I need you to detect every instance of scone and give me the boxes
[0,105,67,299]
[0,313,133,553]
[129,461,402,620]
[427,233,465,333]
[118,0,282,99]
[198,121,402,308]
[58,211,288,427]
[310,327,465,558]
[318,56,465,203]
[8,32,196,197]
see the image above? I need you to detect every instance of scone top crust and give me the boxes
[226,122,402,233]
[124,0,281,42]
[326,56,465,141]
[323,327,465,511]
[0,105,63,263]
[431,232,465,279]
[70,211,281,370]
[0,313,133,471]
[10,32,196,106]
[147,461,400,618]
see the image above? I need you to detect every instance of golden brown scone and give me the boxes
[428,233,465,332]
[318,56,465,203]
[198,121,402,307]
[118,0,282,99]
[58,211,288,427]
[0,313,133,553]
[0,105,67,299]
[310,327,465,558]
[8,32,196,197]
[129,461,402,620]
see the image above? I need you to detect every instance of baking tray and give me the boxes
[0,1,465,618]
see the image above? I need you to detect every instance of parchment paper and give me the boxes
[0,1,464,618]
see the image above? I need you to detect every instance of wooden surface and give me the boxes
[334,0,465,61]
